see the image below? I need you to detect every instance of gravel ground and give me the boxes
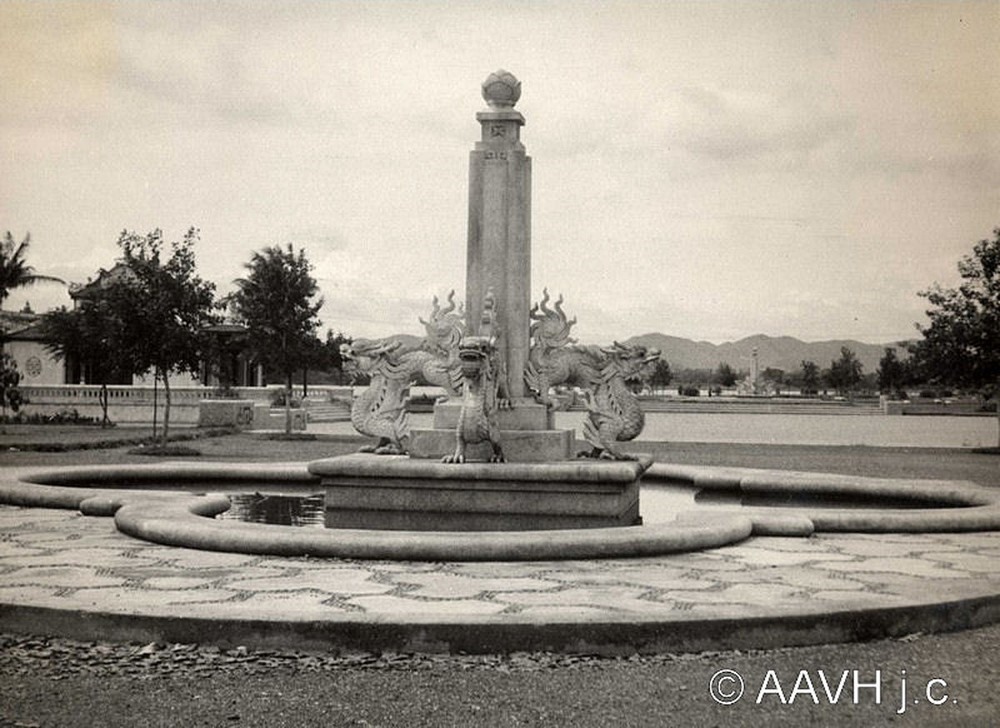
[1,626,998,727]
[1,427,998,726]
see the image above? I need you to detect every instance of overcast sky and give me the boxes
[2,1,997,344]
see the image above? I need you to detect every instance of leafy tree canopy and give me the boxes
[825,347,864,395]
[0,352,23,417]
[910,227,1000,394]
[109,228,218,379]
[713,362,738,387]
[648,358,673,392]
[231,243,323,380]
[876,347,910,394]
[800,360,820,384]
[231,244,323,433]
[0,231,63,307]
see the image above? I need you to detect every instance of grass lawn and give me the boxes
[1,424,996,487]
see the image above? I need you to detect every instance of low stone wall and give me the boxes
[18,385,209,425]
[198,400,256,428]
[880,396,991,416]
[16,384,345,426]
[251,403,306,431]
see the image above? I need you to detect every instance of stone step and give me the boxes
[303,398,352,422]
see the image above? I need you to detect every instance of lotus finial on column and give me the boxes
[482,70,521,109]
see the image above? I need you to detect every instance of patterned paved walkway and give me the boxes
[2,502,1000,653]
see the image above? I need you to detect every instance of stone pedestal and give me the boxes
[432,400,553,430]
[251,403,307,431]
[197,399,254,429]
[408,399,574,462]
[310,454,649,531]
[408,427,574,462]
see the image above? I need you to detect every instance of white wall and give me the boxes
[4,339,65,385]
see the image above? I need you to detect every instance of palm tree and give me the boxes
[1,232,64,306]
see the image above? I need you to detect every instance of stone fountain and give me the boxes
[310,70,660,531]
[3,70,999,585]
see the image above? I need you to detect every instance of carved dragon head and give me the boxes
[456,335,495,382]
[601,341,662,384]
[340,338,406,379]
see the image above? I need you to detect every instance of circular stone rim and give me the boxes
[2,461,1000,561]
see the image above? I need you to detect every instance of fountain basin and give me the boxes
[309,454,650,531]
[3,460,1000,561]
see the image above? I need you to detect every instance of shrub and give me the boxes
[269,389,302,408]
[678,385,700,397]
[0,409,101,425]
[210,385,241,399]
[129,444,202,457]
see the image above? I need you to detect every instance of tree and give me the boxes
[826,346,864,396]
[713,362,738,388]
[800,360,820,396]
[0,352,24,425]
[762,367,785,385]
[231,244,323,434]
[909,227,1000,446]
[0,232,63,308]
[648,358,673,394]
[319,330,352,384]
[673,368,713,387]
[876,347,909,397]
[39,300,125,426]
[107,228,218,441]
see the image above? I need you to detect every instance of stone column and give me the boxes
[409,70,568,458]
[466,70,531,400]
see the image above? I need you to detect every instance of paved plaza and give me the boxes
[2,491,999,654]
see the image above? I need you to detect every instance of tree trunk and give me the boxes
[100,382,110,428]
[152,371,158,440]
[285,371,293,435]
[162,371,171,444]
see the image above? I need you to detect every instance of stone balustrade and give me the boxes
[14,384,351,425]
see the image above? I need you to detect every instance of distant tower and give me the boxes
[750,346,760,390]
[465,69,531,400]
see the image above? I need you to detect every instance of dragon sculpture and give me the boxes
[525,289,660,460]
[442,289,508,464]
[341,292,465,454]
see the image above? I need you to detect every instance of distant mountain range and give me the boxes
[624,333,910,374]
